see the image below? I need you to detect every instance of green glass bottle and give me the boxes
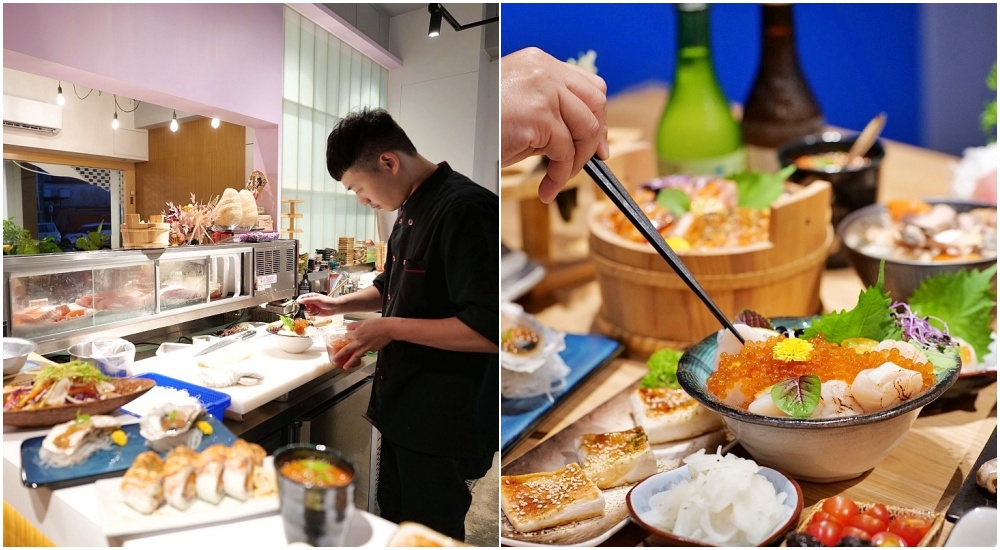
[656,3,745,177]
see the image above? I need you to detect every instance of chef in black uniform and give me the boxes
[296,108,498,541]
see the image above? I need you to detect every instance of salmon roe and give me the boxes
[707,336,936,409]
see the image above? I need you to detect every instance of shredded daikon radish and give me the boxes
[647,449,791,546]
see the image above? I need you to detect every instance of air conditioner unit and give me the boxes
[3,95,62,134]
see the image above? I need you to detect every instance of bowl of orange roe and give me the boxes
[677,317,960,483]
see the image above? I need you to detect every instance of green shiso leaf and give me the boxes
[770,374,821,418]
[728,165,796,210]
[640,348,683,389]
[655,188,691,217]
[802,260,900,344]
[907,264,997,361]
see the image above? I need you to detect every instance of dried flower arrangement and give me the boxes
[163,193,220,245]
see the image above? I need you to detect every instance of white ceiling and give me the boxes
[372,3,426,18]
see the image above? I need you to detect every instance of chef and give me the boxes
[297,108,498,541]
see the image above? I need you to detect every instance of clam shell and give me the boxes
[41,414,120,457]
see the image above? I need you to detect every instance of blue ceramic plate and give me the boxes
[21,414,236,489]
[676,316,962,428]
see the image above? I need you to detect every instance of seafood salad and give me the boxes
[848,199,997,262]
[707,269,962,419]
[3,361,119,412]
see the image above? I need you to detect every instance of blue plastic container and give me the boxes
[129,372,232,420]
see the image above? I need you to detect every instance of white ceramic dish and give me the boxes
[945,506,998,547]
[3,337,36,376]
[271,332,314,354]
[626,464,802,546]
[95,457,279,537]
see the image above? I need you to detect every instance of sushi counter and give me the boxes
[2,324,389,546]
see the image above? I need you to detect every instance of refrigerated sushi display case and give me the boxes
[3,240,299,354]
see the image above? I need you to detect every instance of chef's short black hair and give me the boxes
[326,108,418,181]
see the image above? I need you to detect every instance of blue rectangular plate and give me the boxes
[21,415,236,490]
[501,333,623,454]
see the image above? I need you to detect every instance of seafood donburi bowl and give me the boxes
[677,316,960,483]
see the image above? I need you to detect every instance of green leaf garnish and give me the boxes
[802,260,900,344]
[727,165,796,210]
[279,314,295,332]
[640,348,683,389]
[75,411,91,425]
[168,410,177,421]
[770,374,821,418]
[655,188,691,217]
[36,360,110,384]
[920,344,963,380]
[907,264,997,360]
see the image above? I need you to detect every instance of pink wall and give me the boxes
[3,3,284,214]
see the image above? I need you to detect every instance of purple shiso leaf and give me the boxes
[734,309,774,329]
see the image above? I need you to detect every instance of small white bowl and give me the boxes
[272,332,314,354]
[626,464,803,547]
[3,338,37,376]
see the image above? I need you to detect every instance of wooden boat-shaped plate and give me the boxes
[3,377,156,428]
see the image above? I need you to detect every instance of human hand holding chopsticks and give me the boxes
[501,47,610,203]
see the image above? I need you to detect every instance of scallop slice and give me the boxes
[715,324,770,364]
[872,339,929,364]
[850,362,925,413]
[747,387,788,417]
[811,380,864,418]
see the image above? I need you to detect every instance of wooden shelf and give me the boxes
[281,199,304,204]
[282,199,305,239]
[281,213,303,219]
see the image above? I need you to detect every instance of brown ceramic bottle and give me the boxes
[742,3,824,172]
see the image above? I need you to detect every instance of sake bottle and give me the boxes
[656,3,745,177]
[742,3,824,172]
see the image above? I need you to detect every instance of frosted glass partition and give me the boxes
[282,6,388,254]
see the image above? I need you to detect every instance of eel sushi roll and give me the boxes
[163,445,199,510]
[121,451,165,514]
[223,439,265,501]
[195,443,228,504]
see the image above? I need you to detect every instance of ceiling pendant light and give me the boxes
[427,3,498,38]
[170,110,179,132]
[112,109,119,130]
[211,118,221,129]
[56,81,66,106]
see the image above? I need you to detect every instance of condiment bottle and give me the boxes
[656,3,745,177]
[741,3,824,172]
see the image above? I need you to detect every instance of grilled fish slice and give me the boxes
[629,387,723,445]
[574,426,657,489]
[500,462,604,533]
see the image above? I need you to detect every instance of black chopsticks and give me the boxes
[583,156,745,344]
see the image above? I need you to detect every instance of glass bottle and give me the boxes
[656,3,745,177]
[742,3,824,172]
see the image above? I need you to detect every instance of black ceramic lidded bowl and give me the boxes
[778,131,886,268]
[274,443,356,547]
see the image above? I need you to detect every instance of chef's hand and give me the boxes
[296,293,343,317]
[501,47,610,204]
[330,319,393,370]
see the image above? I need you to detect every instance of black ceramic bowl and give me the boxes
[274,443,356,547]
[778,131,886,267]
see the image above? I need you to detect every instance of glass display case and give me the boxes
[3,240,299,353]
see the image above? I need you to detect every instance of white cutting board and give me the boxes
[131,328,371,416]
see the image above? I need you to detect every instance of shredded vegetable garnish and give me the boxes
[892,301,955,350]
[36,361,109,384]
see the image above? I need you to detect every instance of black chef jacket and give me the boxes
[367,162,498,457]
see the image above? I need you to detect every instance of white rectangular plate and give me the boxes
[95,458,279,537]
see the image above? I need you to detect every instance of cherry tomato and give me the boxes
[841,526,872,541]
[871,531,907,547]
[806,520,843,547]
[811,511,843,526]
[888,516,932,546]
[850,513,889,535]
[866,504,891,525]
[822,495,861,524]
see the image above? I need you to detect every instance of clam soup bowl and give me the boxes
[677,317,961,483]
[626,465,803,546]
[272,332,315,354]
[837,198,997,304]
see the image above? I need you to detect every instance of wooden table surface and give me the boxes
[501,136,997,546]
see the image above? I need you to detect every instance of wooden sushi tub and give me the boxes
[121,213,170,249]
[587,181,833,358]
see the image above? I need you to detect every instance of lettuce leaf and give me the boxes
[655,187,691,217]
[640,348,684,389]
[802,261,900,344]
[907,264,997,360]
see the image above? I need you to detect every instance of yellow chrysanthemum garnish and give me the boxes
[111,429,128,446]
[196,420,213,435]
[772,337,814,362]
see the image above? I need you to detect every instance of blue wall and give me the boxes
[500,3,997,156]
